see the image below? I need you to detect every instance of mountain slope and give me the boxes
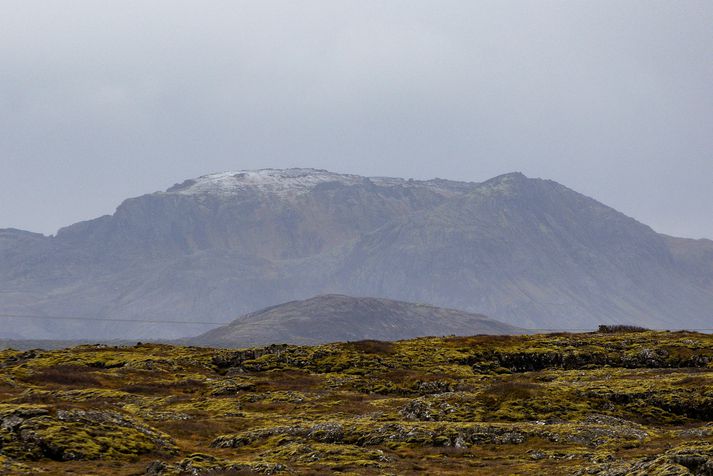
[0,168,711,339]
[663,235,713,293]
[335,173,713,329]
[187,294,521,347]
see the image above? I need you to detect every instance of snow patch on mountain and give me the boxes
[165,168,471,198]
[166,168,369,197]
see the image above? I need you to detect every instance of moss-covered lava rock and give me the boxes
[0,331,710,474]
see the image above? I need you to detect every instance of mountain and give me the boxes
[1,168,711,339]
[663,235,713,293]
[187,294,520,348]
[335,173,713,329]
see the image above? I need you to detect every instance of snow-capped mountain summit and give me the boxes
[166,168,364,197]
[165,168,473,198]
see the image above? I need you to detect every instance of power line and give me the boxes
[0,312,711,332]
[0,313,228,325]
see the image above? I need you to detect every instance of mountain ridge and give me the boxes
[1,168,710,339]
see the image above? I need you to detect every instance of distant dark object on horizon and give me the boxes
[597,324,650,334]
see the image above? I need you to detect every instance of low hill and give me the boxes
[187,294,520,347]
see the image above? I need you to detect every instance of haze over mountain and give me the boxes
[1,168,711,340]
[187,294,520,348]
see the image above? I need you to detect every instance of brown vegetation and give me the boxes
[0,330,711,475]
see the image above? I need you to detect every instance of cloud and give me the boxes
[0,0,711,238]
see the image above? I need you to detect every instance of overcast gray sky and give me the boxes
[1,1,711,239]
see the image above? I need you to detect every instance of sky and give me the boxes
[1,1,711,239]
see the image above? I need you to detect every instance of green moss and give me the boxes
[0,406,176,462]
[168,397,244,416]
[0,331,711,474]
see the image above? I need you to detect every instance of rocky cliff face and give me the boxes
[335,173,711,328]
[53,169,466,261]
[0,168,710,339]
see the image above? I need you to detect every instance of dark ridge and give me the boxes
[598,324,650,334]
